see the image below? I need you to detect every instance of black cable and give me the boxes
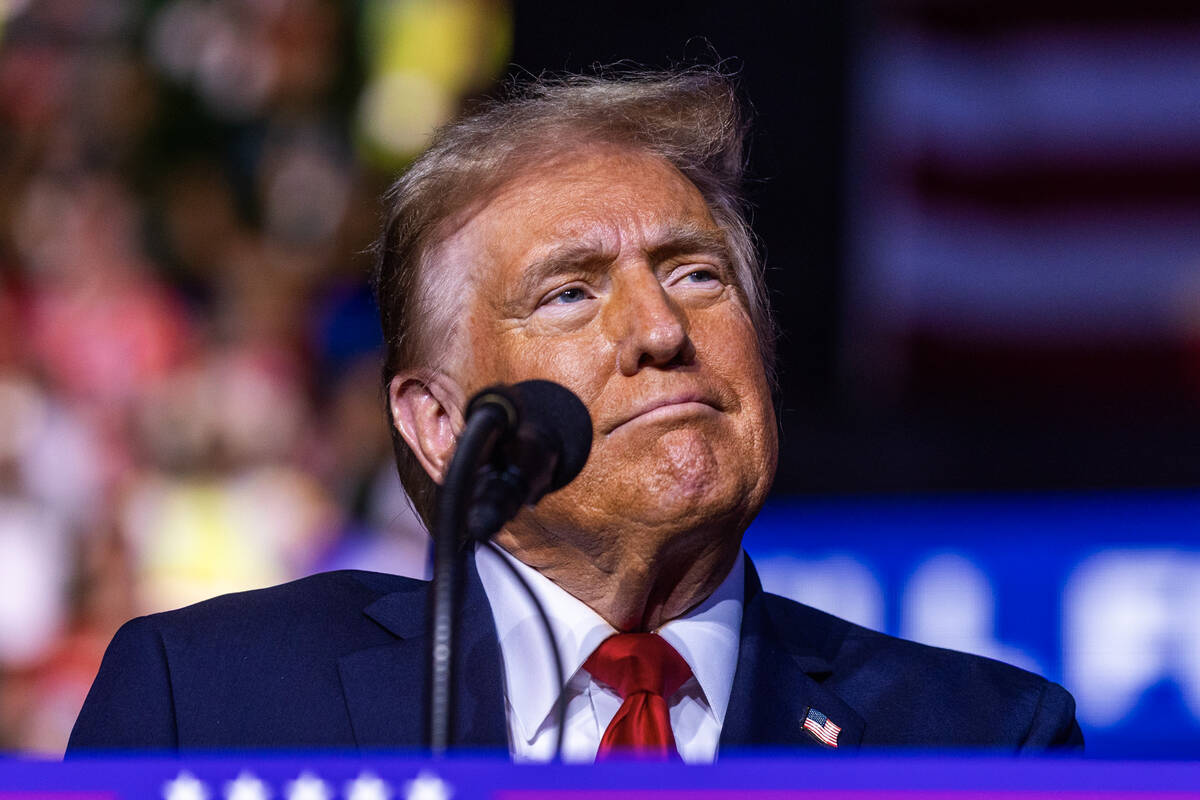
[483,540,568,761]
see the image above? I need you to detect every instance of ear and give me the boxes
[388,371,467,485]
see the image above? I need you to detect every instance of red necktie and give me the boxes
[583,633,693,760]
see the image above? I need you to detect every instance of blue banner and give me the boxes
[744,491,1200,759]
[2,755,1197,799]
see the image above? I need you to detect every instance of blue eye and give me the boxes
[553,287,587,304]
[686,269,718,283]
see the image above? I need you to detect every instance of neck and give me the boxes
[493,522,742,631]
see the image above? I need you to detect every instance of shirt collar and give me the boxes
[656,548,744,727]
[475,544,744,744]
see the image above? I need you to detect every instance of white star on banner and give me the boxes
[345,771,393,800]
[403,771,452,800]
[163,770,210,800]
[285,771,331,800]
[225,770,271,800]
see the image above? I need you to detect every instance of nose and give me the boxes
[607,269,693,376]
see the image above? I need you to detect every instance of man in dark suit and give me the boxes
[69,68,1082,757]
[68,559,1081,753]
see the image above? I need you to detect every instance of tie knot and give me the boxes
[583,633,693,700]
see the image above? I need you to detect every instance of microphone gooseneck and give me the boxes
[426,397,509,756]
[426,380,592,758]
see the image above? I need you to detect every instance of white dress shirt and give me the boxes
[474,544,744,763]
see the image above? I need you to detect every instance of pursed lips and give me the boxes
[603,391,722,434]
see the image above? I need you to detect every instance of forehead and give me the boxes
[441,145,719,272]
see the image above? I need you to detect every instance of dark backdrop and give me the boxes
[511,0,1200,497]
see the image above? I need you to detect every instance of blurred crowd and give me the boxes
[0,0,510,753]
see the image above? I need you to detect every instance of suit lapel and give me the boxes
[338,554,508,751]
[338,552,865,754]
[720,559,865,753]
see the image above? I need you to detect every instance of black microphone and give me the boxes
[463,380,593,541]
[425,379,590,754]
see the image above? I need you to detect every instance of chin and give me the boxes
[611,465,758,539]
[532,427,772,540]
[643,427,761,509]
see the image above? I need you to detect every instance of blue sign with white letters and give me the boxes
[743,491,1200,759]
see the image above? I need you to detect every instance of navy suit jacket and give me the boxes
[67,558,1083,754]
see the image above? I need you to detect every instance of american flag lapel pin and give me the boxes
[802,706,842,748]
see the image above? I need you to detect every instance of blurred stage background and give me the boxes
[0,0,1197,758]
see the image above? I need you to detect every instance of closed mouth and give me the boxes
[606,394,720,433]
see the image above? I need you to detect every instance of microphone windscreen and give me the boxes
[511,380,593,491]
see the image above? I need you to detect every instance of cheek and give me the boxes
[455,310,503,389]
[692,306,764,389]
[489,328,613,401]
[694,307,777,460]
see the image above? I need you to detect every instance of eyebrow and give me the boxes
[507,241,619,308]
[507,222,734,306]
[645,222,734,268]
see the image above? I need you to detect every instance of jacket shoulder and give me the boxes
[68,570,426,753]
[148,569,423,641]
[759,591,1083,750]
